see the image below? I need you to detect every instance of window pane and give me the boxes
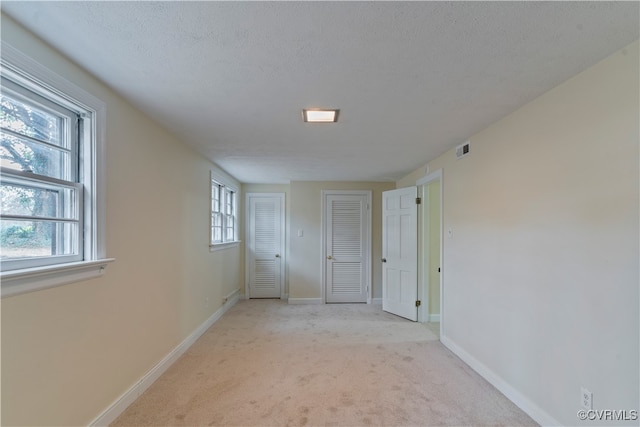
[212,226,222,243]
[225,190,234,215]
[212,213,223,243]
[1,180,77,220]
[212,184,220,212]
[0,133,70,179]
[212,213,222,227]
[0,219,78,259]
[1,93,65,147]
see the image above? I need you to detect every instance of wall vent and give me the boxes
[456,141,470,159]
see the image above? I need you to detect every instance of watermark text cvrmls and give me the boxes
[577,409,638,421]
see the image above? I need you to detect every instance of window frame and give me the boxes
[210,170,239,251]
[0,42,113,298]
[1,76,85,270]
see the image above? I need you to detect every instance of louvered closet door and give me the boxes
[325,194,369,303]
[247,194,284,298]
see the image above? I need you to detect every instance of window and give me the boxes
[1,77,84,270]
[1,43,111,298]
[210,173,238,248]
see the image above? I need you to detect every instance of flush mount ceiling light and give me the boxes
[302,109,339,123]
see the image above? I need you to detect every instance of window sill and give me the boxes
[1,258,115,298]
[209,241,241,252]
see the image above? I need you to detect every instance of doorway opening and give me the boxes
[416,170,443,337]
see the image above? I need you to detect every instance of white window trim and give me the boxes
[1,42,113,298]
[209,241,241,252]
[1,258,115,298]
[209,169,240,251]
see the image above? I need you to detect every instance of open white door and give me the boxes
[382,186,418,321]
[246,193,284,298]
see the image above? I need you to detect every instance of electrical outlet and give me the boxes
[581,387,593,410]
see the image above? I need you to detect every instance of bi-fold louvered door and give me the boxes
[324,192,370,303]
[246,194,284,298]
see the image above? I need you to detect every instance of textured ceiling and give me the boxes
[2,1,638,184]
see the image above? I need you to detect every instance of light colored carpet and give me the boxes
[112,300,538,426]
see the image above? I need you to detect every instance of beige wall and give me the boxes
[289,181,395,300]
[399,41,639,425]
[1,16,243,426]
[396,165,427,188]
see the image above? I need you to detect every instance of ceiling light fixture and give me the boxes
[303,109,339,123]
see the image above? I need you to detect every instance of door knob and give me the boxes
[275,254,280,258]
[381,258,387,263]
[327,255,333,260]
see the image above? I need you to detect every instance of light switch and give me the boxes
[297,229,304,237]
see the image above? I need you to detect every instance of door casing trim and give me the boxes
[416,169,443,336]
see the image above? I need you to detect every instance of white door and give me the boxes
[246,193,284,298]
[382,187,418,320]
[324,192,371,303]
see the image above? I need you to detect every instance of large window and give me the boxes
[1,77,83,270]
[211,174,238,247]
[1,43,110,297]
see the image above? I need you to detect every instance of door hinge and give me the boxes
[438,267,441,273]
[416,197,421,205]
[415,300,421,307]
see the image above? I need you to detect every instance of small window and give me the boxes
[210,174,238,247]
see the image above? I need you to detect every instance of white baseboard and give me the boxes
[288,298,323,305]
[429,314,440,322]
[89,290,241,426]
[372,298,382,305]
[225,288,240,302]
[440,334,560,427]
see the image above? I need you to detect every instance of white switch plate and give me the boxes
[297,229,303,237]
